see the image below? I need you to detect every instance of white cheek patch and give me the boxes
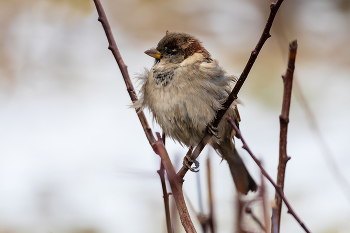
[180,53,204,67]
[200,62,213,68]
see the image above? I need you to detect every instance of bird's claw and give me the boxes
[208,124,220,139]
[183,153,200,172]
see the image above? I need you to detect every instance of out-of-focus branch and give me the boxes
[274,40,297,231]
[178,0,286,179]
[92,1,196,232]
[226,117,311,233]
[236,195,246,233]
[184,192,208,233]
[206,154,216,233]
[271,201,278,233]
[158,162,172,233]
[260,170,270,233]
[184,154,216,233]
[294,80,350,202]
[245,206,265,232]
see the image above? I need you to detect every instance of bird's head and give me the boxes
[145,31,210,64]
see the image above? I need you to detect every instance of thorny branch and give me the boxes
[274,40,297,231]
[177,0,286,179]
[92,1,196,232]
[226,116,311,233]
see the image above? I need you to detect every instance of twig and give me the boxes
[245,207,266,232]
[274,40,297,231]
[154,133,197,233]
[206,153,216,233]
[158,163,172,233]
[226,116,311,233]
[236,195,245,233]
[260,169,270,233]
[184,192,208,233]
[177,0,285,179]
[92,1,196,232]
[274,23,350,203]
[294,80,350,202]
[157,133,173,233]
[236,196,255,233]
[196,163,204,215]
[195,159,206,233]
[271,201,278,233]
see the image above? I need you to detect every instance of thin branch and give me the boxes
[154,133,197,233]
[206,153,216,233]
[158,164,173,233]
[271,201,278,233]
[158,133,173,233]
[236,196,255,233]
[92,1,196,232]
[294,79,350,202]
[184,192,208,233]
[226,117,311,233]
[274,40,297,231]
[177,0,285,179]
[260,169,270,233]
[236,195,245,233]
[274,23,350,203]
[245,206,266,232]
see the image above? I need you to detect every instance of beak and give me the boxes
[145,47,161,59]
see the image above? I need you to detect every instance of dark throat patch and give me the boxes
[153,69,175,86]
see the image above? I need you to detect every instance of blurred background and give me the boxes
[0,0,350,232]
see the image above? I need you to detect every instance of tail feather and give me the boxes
[215,139,257,194]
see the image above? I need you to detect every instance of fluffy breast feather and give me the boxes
[135,55,239,147]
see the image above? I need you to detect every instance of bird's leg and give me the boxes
[183,147,200,172]
[208,124,220,139]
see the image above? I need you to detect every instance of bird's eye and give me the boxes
[166,49,176,55]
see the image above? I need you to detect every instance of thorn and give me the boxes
[287,156,291,161]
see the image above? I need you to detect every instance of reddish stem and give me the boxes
[274,40,297,231]
[92,1,196,232]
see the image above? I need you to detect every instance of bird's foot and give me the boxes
[183,152,199,172]
[208,124,220,139]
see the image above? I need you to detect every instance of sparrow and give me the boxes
[135,32,257,194]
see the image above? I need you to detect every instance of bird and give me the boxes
[135,31,257,194]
